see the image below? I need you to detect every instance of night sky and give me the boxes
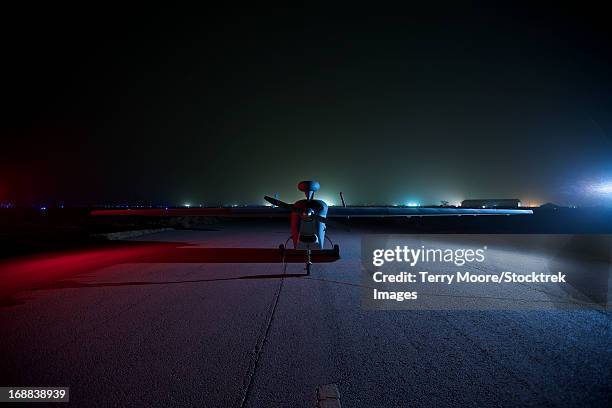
[2,4,611,206]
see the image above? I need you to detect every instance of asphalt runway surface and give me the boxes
[1,222,610,407]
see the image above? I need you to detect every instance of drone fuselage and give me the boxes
[290,199,328,250]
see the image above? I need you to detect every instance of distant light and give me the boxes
[591,182,612,195]
[318,196,335,206]
[184,203,191,208]
[40,206,47,211]
[407,202,419,207]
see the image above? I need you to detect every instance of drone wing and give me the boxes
[91,206,532,218]
[326,207,533,217]
[90,207,291,217]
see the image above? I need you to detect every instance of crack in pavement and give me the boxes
[233,263,288,408]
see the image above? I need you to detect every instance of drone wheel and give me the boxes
[278,244,286,265]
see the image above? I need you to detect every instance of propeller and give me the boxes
[264,195,293,209]
[264,195,332,224]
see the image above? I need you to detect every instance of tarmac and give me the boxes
[0,222,610,407]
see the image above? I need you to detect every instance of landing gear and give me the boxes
[278,242,340,276]
[305,248,312,275]
[279,244,286,267]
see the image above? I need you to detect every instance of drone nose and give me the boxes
[301,209,315,220]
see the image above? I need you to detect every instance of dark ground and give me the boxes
[0,211,611,407]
